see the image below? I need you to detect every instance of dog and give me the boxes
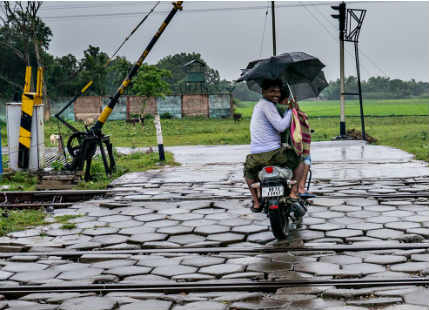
[84,118,95,127]
[233,113,242,123]
[50,134,60,145]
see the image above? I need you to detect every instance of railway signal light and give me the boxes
[331,2,346,35]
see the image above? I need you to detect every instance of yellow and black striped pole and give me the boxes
[18,67,44,169]
[91,1,183,135]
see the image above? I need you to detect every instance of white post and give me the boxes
[154,114,165,161]
[339,39,346,136]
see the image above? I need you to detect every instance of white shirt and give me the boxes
[250,98,292,154]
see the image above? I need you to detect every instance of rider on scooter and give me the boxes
[243,78,307,213]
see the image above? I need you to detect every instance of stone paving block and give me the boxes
[330,206,361,213]
[152,265,197,277]
[76,221,108,229]
[205,212,232,220]
[364,205,396,212]
[169,213,204,221]
[199,264,245,276]
[100,215,131,223]
[119,300,172,310]
[247,261,291,272]
[134,214,166,222]
[118,226,155,236]
[341,263,386,275]
[346,222,383,231]
[193,208,225,215]
[46,228,83,237]
[0,271,12,281]
[311,211,344,219]
[309,223,345,231]
[59,296,117,310]
[383,305,429,310]
[329,217,362,225]
[172,273,215,281]
[137,257,182,268]
[403,287,429,306]
[374,287,419,297]
[207,233,246,244]
[381,200,412,206]
[363,255,407,265]
[80,254,131,263]
[222,272,265,280]
[92,235,128,246]
[68,242,102,250]
[218,218,253,227]
[8,229,42,239]
[293,262,342,276]
[385,221,421,231]
[348,210,380,219]
[311,198,345,207]
[406,228,429,238]
[319,255,362,265]
[105,266,152,278]
[121,274,173,284]
[367,216,400,224]
[83,227,119,236]
[11,270,60,283]
[128,233,167,244]
[2,262,47,273]
[323,287,376,298]
[390,262,429,272]
[367,228,405,240]
[181,256,225,267]
[246,232,275,244]
[297,230,325,241]
[168,234,205,245]
[346,297,402,307]
[173,301,227,310]
[92,260,136,269]
[194,225,230,236]
[182,219,216,227]
[411,254,429,262]
[232,225,268,234]
[326,229,363,239]
[145,220,179,228]
[58,267,105,281]
[157,225,194,235]
[302,217,326,225]
[143,241,181,248]
[109,220,142,229]
[117,207,154,216]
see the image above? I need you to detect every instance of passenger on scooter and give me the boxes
[243,79,306,213]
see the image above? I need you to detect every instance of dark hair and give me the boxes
[261,79,283,91]
[280,87,290,101]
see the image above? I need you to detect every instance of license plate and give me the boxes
[262,185,284,197]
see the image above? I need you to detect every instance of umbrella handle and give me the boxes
[286,83,295,100]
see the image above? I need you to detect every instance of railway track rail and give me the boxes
[0,278,429,297]
[1,243,429,258]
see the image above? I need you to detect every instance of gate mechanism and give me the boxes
[55,2,183,181]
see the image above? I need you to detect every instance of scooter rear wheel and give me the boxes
[268,206,288,240]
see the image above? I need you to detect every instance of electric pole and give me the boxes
[331,2,346,137]
[271,1,277,56]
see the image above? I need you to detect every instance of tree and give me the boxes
[78,45,109,96]
[105,56,133,95]
[131,64,172,115]
[0,1,52,98]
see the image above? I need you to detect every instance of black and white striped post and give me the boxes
[154,114,165,161]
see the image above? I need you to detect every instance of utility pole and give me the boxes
[331,2,346,138]
[271,1,277,56]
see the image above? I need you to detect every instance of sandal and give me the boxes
[250,201,263,213]
[298,192,316,199]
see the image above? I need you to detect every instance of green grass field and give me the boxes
[236,98,429,118]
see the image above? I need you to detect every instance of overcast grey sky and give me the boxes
[40,1,429,82]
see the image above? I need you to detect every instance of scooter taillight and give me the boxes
[269,205,279,210]
[265,166,273,173]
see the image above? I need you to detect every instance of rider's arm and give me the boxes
[263,102,292,132]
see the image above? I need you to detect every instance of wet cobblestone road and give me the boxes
[1,141,429,309]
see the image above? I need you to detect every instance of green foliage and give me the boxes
[321,76,429,100]
[0,171,37,191]
[132,64,171,98]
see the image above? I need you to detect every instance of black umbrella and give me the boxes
[237,52,329,101]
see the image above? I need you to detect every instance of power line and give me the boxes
[258,2,270,58]
[40,2,357,21]
[300,2,374,78]
[311,3,389,77]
